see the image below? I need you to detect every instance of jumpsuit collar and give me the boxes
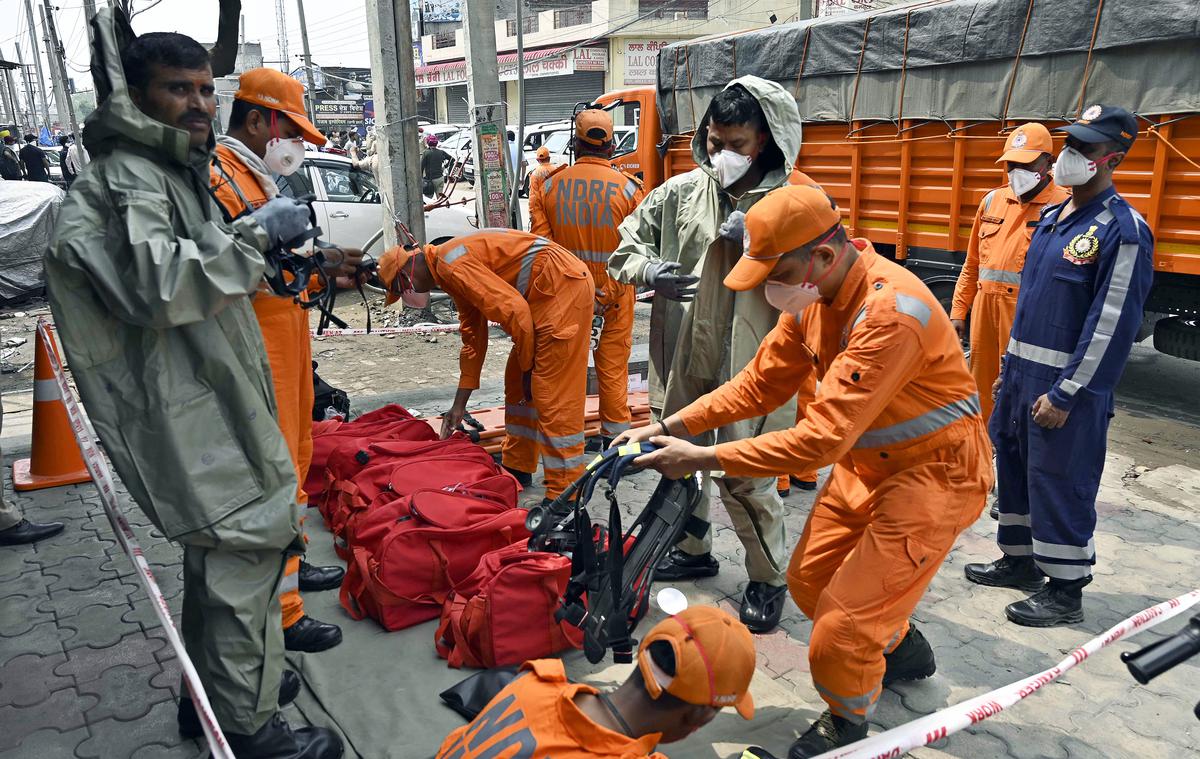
[558,685,663,755]
[575,155,612,167]
[827,239,875,317]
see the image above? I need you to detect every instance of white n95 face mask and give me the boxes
[264,137,306,176]
[1008,168,1042,197]
[764,281,821,315]
[1053,146,1113,188]
[710,149,753,188]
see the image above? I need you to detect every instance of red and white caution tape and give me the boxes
[36,321,234,759]
[815,587,1200,759]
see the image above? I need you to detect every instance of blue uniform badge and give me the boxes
[1063,225,1100,265]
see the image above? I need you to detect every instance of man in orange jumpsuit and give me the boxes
[527,145,557,196]
[615,185,993,756]
[530,109,645,449]
[951,123,1068,423]
[378,228,593,502]
[209,68,360,654]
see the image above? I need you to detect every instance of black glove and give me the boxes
[642,260,699,302]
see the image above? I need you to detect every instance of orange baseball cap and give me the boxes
[235,68,325,146]
[725,184,842,291]
[576,109,613,146]
[637,606,756,720]
[536,145,550,161]
[378,244,426,305]
[996,123,1053,164]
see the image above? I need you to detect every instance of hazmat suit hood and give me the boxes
[691,75,802,192]
[83,6,214,169]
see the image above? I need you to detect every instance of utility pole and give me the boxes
[295,0,318,124]
[15,43,39,134]
[82,0,98,48]
[364,0,424,247]
[508,0,526,228]
[41,0,79,139]
[461,0,513,229]
[24,0,52,132]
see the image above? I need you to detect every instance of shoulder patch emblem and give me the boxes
[1081,104,1103,122]
[1012,130,1027,148]
[1063,225,1101,265]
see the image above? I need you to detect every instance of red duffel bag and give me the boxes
[306,404,436,501]
[435,539,582,669]
[340,488,530,631]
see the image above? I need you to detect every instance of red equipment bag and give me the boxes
[306,404,436,501]
[340,488,530,631]
[435,539,583,669]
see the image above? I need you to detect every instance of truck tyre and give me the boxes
[1153,317,1200,361]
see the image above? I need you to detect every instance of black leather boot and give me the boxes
[653,547,719,581]
[298,561,345,592]
[502,465,533,486]
[1005,578,1089,627]
[989,502,999,520]
[883,624,936,685]
[179,670,301,738]
[790,476,818,492]
[788,710,869,758]
[0,519,64,546]
[740,582,788,634]
[964,555,1044,592]
[585,435,614,453]
[284,616,343,653]
[226,713,343,758]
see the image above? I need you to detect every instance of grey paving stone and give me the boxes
[75,699,188,759]
[130,741,205,759]
[0,592,52,637]
[0,726,89,759]
[0,543,35,582]
[43,555,118,593]
[0,620,66,666]
[39,577,140,619]
[1,566,51,600]
[60,602,141,651]
[150,657,182,699]
[80,661,171,723]
[26,530,116,569]
[0,686,96,751]
[55,630,170,684]
[0,651,72,708]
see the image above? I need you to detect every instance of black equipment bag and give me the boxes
[311,361,350,421]
[525,443,706,665]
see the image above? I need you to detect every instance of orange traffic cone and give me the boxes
[12,328,91,491]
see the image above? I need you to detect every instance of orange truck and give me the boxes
[593,0,1200,361]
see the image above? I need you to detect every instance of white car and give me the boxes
[418,122,463,145]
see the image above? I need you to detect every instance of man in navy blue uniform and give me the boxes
[964,105,1154,627]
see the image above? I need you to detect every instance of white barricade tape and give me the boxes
[815,587,1200,759]
[37,321,235,759]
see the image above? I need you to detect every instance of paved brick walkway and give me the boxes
[1,416,1197,757]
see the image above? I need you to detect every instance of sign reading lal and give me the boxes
[623,39,672,86]
[414,47,608,89]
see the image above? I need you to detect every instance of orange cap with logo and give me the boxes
[996,123,1053,165]
[637,606,756,720]
[725,184,842,291]
[576,109,613,146]
[235,68,326,146]
[536,145,550,161]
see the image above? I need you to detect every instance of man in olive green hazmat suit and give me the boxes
[44,11,341,758]
[609,77,803,634]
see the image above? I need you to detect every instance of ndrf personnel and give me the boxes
[530,109,645,448]
[966,105,1153,627]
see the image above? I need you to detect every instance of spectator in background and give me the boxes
[58,135,76,187]
[19,133,50,182]
[420,133,450,198]
[66,133,90,178]
[0,130,22,180]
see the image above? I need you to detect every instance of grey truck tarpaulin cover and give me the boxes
[656,0,1200,132]
[0,180,64,303]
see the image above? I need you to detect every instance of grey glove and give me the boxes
[718,210,746,242]
[250,196,312,249]
[642,260,699,302]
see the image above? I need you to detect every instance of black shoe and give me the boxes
[284,616,343,653]
[777,487,790,498]
[654,547,719,581]
[1005,579,1089,627]
[788,710,869,758]
[179,670,302,738]
[989,502,999,520]
[298,561,345,592]
[503,466,533,487]
[585,435,614,453]
[740,582,788,634]
[790,476,818,492]
[964,555,1044,592]
[226,713,343,759]
[883,624,936,685]
[0,519,65,546]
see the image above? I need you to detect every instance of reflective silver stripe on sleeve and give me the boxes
[1057,225,1143,394]
[541,453,590,470]
[1033,538,1095,561]
[33,378,60,402]
[601,420,632,436]
[894,292,932,327]
[516,240,546,295]
[1058,378,1083,396]
[854,394,979,448]
[623,180,638,200]
[998,543,1033,557]
[505,404,539,419]
[443,244,468,264]
[979,268,1022,285]
[813,681,879,723]
[575,249,610,263]
[543,177,553,195]
[1007,338,1071,369]
[998,512,1032,527]
[1037,562,1093,580]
